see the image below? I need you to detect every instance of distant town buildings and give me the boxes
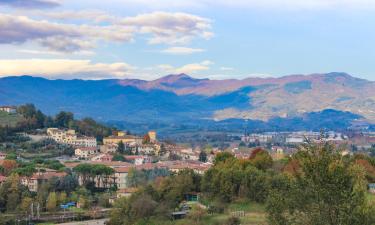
[47,128,97,147]
[103,132,143,145]
[0,106,16,113]
[21,168,66,192]
[75,147,99,159]
[0,152,6,160]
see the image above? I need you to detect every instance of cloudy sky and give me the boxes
[1,0,375,80]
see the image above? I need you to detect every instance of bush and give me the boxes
[225,216,241,225]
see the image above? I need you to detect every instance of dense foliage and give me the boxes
[108,143,375,225]
[0,104,115,143]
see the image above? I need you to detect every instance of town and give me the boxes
[0,105,374,225]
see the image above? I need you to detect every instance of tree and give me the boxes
[46,192,57,211]
[199,151,207,162]
[20,197,33,213]
[249,148,273,170]
[118,141,125,154]
[112,154,126,162]
[2,160,17,175]
[143,134,151,144]
[54,111,74,128]
[214,152,234,165]
[239,141,246,147]
[267,143,375,225]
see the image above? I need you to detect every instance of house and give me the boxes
[21,169,66,192]
[124,155,152,165]
[47,128,97,147]
[162,161,211,175]
[148,131,157,143]
[91,153,113,162]
[100,143,118,154]
[137,144,160,155]
[0,106,16,113]
[369,183,375,194]
[0,152,6,160]
[103,133,143,145]
[0,175,7,185]
[75,147,99,159]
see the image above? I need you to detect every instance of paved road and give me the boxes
[56,218,108,225]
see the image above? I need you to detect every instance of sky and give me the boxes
[0,0,375,81]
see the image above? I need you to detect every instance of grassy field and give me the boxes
[150,200,267,225]
[0,111,23,127]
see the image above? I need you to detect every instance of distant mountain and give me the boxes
[0,72,374,132]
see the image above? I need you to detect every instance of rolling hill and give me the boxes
[0,72,374,132]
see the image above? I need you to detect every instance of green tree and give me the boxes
[199,151,207,162]
[112,154,126,162]
[54,111,74,128]
[118,141,125,154]
[267,143,375,225]
[46,192,57,212]
[19,197,33,213]
[249,148,273,170]
[214,152,235,165]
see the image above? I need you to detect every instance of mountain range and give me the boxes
[0,72,374,133]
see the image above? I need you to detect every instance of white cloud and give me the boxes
[111,0,375,10]
[0,59,136,79]
[157,60,213,74]
[119,11,213,45]
[220,67,234,71]
[161,46,205,55]
[0,13,134,53]
[0,11,213,52]
[17,49,95,56]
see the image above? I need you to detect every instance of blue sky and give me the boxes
[0,0,375,81]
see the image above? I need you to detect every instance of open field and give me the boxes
[148,200,268,225]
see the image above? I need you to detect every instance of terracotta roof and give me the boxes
[64,161,133,168]
[0,175,7,182]
[105,135,141,139]
[124,155,148,160]
[75,147,98,151]
[30,171,67,180]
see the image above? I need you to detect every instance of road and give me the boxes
[56,218,109,225]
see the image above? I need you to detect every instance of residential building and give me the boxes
[100,143,118,154]
[47,128,97,147]
[0,152,6,160]
[91,153,113,162]
[103,134,143,145]
[124,155,152,165]
[369,183,375,194]
[148,131,157,142]
[0,175,7,185]
[0,106,16,113]
[75,147,98,159]
[21,169,66,192]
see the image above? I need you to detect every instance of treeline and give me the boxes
[0,104,116,142]
[0,160,116,215]
[109,144,375,225]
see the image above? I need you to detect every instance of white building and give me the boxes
[75,147,99,159]
[47,128,97,147]
[0,106,16,113]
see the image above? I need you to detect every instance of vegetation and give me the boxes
[0,104,116,143]
[108,143,375,225]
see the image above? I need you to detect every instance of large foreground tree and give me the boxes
[267,142,375,225]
